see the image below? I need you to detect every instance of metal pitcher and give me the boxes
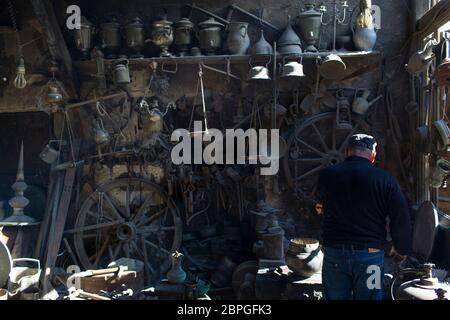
[93,118,110,145]
[352,89,383,115]
[113,59,131,85]
[226,22,250,55]
[39,140,61,164]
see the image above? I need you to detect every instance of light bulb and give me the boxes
[13,57,27,89]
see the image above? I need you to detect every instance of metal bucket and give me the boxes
[8,258,41,300]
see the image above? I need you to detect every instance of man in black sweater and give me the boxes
[317,134,412,300]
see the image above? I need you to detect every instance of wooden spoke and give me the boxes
[136,207,167,227]
[312,123,329,152]
[102,192,125,220]
[66,220,124,234]
[93,235,111,267]
[296,138,326,157]
[294,165,326,182]
[144,239,171,256]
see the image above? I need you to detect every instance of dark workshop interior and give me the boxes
[0,0,449,301]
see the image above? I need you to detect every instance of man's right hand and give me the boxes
[389,246,407,263]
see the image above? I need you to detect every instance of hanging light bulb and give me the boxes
[13,57,27,89]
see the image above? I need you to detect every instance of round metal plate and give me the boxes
[412,201,439,261]
[0,240,12,287]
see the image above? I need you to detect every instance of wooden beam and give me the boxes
[416,0,450,35]
[30,0,79,98]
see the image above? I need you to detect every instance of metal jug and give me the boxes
[226,22,250,55]
[39,140,61,164]
[352,89,383,115]
[113,59,131,85]
[93,118,110,145]
[430,159,450,188]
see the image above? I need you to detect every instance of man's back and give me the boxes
[318,156,412,255]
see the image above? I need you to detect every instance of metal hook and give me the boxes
[162,61,178,74]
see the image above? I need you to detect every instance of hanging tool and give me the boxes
[200,58,242,81]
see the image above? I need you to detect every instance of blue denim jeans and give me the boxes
[322,246,384,300]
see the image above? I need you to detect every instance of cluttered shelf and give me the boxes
[74,51,382,74]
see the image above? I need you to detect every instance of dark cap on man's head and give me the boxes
[348,134,377,152]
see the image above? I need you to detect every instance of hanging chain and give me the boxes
[8,0,23,57]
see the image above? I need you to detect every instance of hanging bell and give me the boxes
[249,65,271,81]
[319,54,347,80]
[281,57,305,78]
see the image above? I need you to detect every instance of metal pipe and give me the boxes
[188,3,230,25]
[230,3,281,33]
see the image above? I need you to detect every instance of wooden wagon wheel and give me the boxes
[283,112,370,202]
[72,178,182,283]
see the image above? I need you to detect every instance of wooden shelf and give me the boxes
[74,51,381,75]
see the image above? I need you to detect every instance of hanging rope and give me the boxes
[8,0,22,57]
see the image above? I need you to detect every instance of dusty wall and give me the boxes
[0,0,414,238]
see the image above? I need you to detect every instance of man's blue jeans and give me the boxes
[322,246,384,300]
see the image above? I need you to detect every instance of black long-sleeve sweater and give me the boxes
[317,156,412,255]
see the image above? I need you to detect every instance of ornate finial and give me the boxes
[0,141,37,226]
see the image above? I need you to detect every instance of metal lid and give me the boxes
[298,3,322,18]
[198,18,224,29]
[0,240,12,288]
[412,201,439,261]
[175,17,194,29]
[126,17,144,27]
